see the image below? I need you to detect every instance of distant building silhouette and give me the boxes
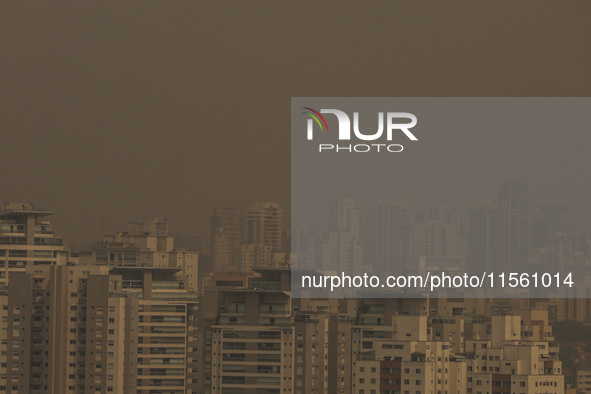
[466,204,498,274]
[246,202,283,252]
[211,208,243,273]
[365,199,413,274]
[498,181,531,269]
[243,203,286,270]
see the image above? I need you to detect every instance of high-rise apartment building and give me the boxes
[365,199,413,274]
[107,266,199,394]
[466,205,498,274]
[498,181,531,269]
[412,205,466,269]
[241,203,285,271]
[4,264,199,394]
[246,203,283,252]
[210,269,293,394]
[194,271,257,392]
[576,370,591,393]
[211,208,243,273]
[0,289,7,392]
[0,202,66,286]
[329,199,360,239]
[321,199,363,273]
[6,264,108,393]
[128,217,169,237]
[79,222,198,293]
[292,298,346,394]
[205,269,352,394]
[0,203,67,393]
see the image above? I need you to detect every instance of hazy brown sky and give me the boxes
[1,2,590,245]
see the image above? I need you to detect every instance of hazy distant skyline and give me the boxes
[2,2,591,244]
[291,98,591,241]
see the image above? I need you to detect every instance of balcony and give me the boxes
[355,317,385,326]
[140,316,186,324]
[34,225,53,234]
[222,353,246,362]
[151,292,198,301]
[121,280,143,289]
[294,314,319,323]
[258,331,281,340]
[249,281,282,291]
[359,305,385,315]
[259,305,290,315]
[8,261,26,269]
[218,317,246,326]
[258,317,292,327]
[0,237,26,245]
[220,303,246,315]
[152,281,185,290]
[34,237,63,246]
[0,222,25,232]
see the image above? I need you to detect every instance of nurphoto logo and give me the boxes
[302,107,418,153]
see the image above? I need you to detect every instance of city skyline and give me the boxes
[0,198,589,393]
[6,177,588,249]
[2,3,591,393]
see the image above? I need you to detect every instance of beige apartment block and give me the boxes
[463,315,564,394]
[246,203,283,253]
[293,299,352,394]
[0,292,8,392]
[78,220,199,293]
[6,264,108,393]
[108,266,199,394]
[534,298,591,322]
[354,339,467,394]
[0,203,66,287]
[3,264,199,394]
[210,269,293,394]
[577,370,591,393]
[211,208,244,273]
[206,269,356,394]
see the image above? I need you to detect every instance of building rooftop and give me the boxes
[0,209,53,219]
[109,266,182,274]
